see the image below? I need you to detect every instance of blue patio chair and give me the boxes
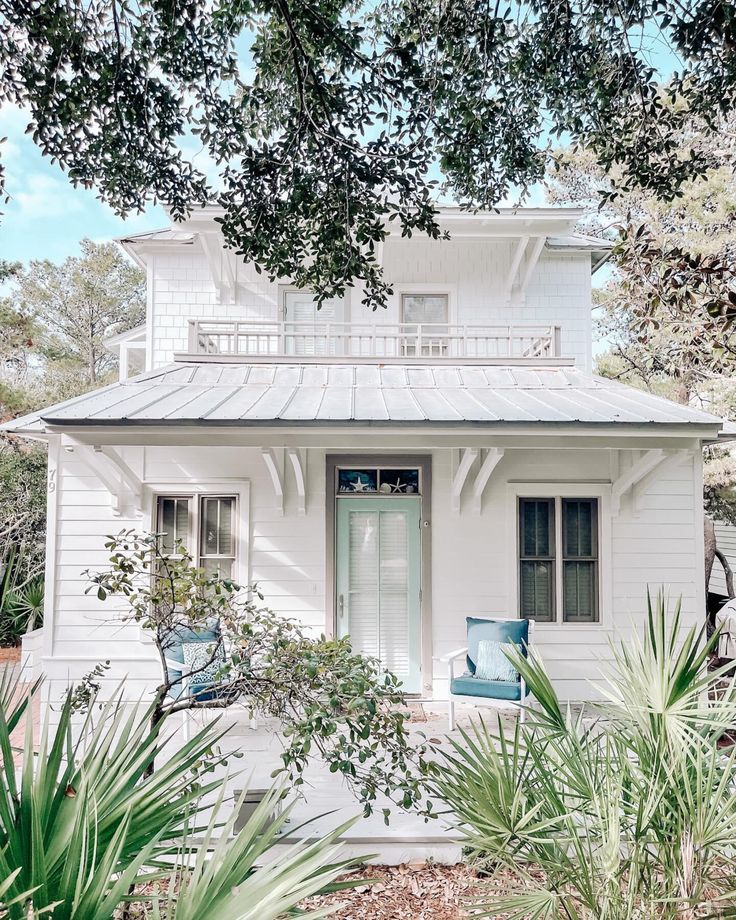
[439,616,535,731]
[162,625,254,739]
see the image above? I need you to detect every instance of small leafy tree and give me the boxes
[431,591,736,919]
[87,530,429,819]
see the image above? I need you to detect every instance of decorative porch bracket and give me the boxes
[611,449,667,516]
[261,448,284,516]
[451,448,478,515]
[632,449,690,515]
[199,231,235,302]
[503,236,529,301]
[63,437,143,516]
[287,448,307,516]
[472,448,505,514]
[505,236,545,304]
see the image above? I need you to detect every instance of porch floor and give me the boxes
[186,700,520,865]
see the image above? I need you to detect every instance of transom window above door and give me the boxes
[337,468,420,495]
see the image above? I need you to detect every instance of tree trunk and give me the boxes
[705,516,717,595]
[715,548,735,599]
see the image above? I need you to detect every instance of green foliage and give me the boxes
[549,118,736,388]
[431,590,736,918]
[0,441,47,579]
[0,239,145,404]
[550,123,736,521]
[149,787,358,920]
[0,545,43,647]
[2,3,736,304]
[86,530,430,818]
[0,674,359,920]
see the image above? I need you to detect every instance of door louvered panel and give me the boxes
[379,511,409,674]
[347,511,380,659]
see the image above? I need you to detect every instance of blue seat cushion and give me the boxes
[466,617,529,675]
[163,625,221,700]
[450,675,525,701]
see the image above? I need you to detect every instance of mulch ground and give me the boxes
[300,863,492,920]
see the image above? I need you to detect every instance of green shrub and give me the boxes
[0,546,43,646]
[0,673,359,920]
[431,591,736,919]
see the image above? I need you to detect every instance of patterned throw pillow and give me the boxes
[182,642,225,688]
[474,639,519,682]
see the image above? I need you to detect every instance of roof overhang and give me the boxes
[179,204,586,239]
[1,362,725,447]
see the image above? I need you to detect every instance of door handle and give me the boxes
[338,594,345,618]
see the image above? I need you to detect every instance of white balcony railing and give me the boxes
[185,320,562,362]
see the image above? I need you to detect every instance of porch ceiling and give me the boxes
[1,362,723,436]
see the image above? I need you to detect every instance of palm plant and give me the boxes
[0,546,43,644]
[431,590,736,919]
[0,674,359,919]
[7,576,44,635]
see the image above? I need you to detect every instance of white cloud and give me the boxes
[10,172,85,221]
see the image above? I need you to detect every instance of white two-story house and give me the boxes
[5,207,728,707]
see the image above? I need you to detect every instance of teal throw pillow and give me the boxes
[474,639,519,682]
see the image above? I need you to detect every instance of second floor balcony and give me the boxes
[182,320,565,364]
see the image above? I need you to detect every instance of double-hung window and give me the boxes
[156,495,238,579]
[518,497,599,623]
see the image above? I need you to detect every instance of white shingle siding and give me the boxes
[148,240,593,370]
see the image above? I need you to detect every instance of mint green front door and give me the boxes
[336,497,422,694]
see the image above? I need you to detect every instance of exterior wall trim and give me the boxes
[325,453,433,696]
[42,436,61,661]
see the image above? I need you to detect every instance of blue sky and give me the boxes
[0,104,169,265]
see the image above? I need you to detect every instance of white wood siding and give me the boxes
[45,443,702,704]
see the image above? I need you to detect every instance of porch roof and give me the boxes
[1,362,724,435]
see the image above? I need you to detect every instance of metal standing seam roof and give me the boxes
[0,363,724,432]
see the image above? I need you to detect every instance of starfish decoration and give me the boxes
[389,477,406,493]
[352,478,370,492]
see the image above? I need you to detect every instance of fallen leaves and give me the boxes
[300,863,482,920]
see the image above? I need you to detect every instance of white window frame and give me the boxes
[394,283,457,326]
[146,481,250,590]
[507,482,611,629]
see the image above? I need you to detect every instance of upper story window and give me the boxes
[518,497,599,623]
[157,494,238,579]
[400,293,449,326]
[401,293,449,356]
[283,290,344,324]
[282,289,345,356]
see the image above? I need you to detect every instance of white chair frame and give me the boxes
[437,617,535,732]
[164,655,257,741]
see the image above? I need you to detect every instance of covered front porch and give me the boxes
[3,358,719,710]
